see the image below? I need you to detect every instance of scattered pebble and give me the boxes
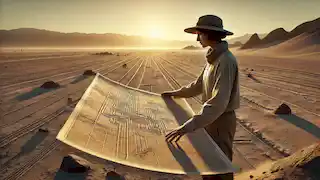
[271,168,279,173]
[250,175,254,178]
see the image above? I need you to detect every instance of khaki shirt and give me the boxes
[171,42,240,132]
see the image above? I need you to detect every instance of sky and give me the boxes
[1,0,319,41]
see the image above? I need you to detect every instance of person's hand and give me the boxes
[165,125,188,142]
[161,91,176,97]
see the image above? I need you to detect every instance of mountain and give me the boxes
[240,17,320,50]
[258,29,320,54]
[0,28,195,48]
[229,41,243,48]
[182,45,202,50]
[240,33,262,49]
[227,33,267,44]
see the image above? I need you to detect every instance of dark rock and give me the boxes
[122,64,127,68]
[247,73,253,78]
[274,103,292,115]
[83,70,96,76]
[67,98,73,105]
[38,128,49,133]
[59,154,91,173]
[271,168,279,173]
[262,171,266,174]
[94,52,113,56]
[106,171,125,180]
[40,81,60,89]
[249,175,254,178]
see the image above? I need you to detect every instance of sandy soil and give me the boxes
[0,49,319,180]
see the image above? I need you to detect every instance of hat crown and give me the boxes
[196,15,223,28]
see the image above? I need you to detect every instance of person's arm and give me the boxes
[167,66,205,98]
[182,61,237,132]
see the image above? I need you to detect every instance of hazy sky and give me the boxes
[1,0,319,40]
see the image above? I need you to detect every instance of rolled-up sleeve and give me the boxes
[170,67,205,98]
[182,61,236,132]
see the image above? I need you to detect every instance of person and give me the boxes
[162,15,239,180]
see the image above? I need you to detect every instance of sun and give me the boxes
[148,26,164,38]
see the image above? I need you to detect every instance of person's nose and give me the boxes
[196,34,200,41]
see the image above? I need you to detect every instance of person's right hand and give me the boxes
[161,91,176,97]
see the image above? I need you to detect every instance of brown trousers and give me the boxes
[202,111,237,180]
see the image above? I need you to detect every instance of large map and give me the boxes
[57,74,236,175]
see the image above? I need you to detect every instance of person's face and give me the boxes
[197,32,210,48]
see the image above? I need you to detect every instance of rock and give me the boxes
[59,154,91,173]
[67,98,73,105]
[40,81,60,89]
[93,52,113,56]
[274,103,292,115]
[249,175,254,178]
[83,70,96,76]
[38,128,49,133]
[122,64,127,68]
[271,168,279,173]
[106,171,125,180]
[247,73,253,78]
[245,122,252,127]
[253,129,260,134]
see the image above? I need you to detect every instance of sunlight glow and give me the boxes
[148,25,164,38]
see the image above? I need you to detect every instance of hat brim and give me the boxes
[184,26,234,36]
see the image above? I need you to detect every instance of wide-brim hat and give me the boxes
[184,15,234,36]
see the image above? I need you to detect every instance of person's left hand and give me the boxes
[165,125,189,142]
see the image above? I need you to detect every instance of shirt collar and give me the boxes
[206,41,229,64]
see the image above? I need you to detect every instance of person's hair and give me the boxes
[197,29,227,42]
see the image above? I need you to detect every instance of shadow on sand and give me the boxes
[70,76,88,84]
[162,97,234,175]
[54,170,87,180]
[15,87,59,101]
[277,114,320,139]
[1,130,49,167]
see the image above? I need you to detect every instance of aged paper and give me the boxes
[57,74,237,175]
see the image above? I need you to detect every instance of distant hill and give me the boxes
[0,28,195,48]
[229,41,243,48]
[227,33,267,44]
[182,45,202,50]
[241,17,320,51]
[240,33,261,49]
[258,29,320,54]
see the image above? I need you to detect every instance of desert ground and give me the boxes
[0,48,319,180]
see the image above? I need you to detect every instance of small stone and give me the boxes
[249,175,254,178]
[40,81,60,89]
[83,70,96,76]
[271,168,279,173]
[274,103,291,115]
[38,128,49,133]
[106,171,125,180]
[262,171,266,174]
[264,152,271,157]
[245,122,251,127]
[253,129,260,134]
[59,154,91,173]
[67,98,73,105]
